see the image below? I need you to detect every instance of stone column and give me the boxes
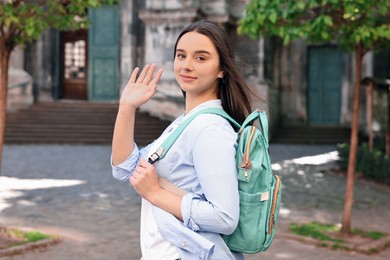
[7,46,33,112]
[138,0,198,119]
[119,0,139,92]
[228,0,270,121]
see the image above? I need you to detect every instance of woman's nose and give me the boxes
[182,58,193,71]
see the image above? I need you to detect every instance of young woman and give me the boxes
[111,20,253,260]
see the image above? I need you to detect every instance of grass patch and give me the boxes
[0,227,53,250]
[0,227,60,257]
[23,231,51,242]
[352,228,385,240]
[331,243,351,251]
[4,228,50,243]
[289,222,344,243]
[289,222,390,254]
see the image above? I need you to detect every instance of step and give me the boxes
[5,101,172,145]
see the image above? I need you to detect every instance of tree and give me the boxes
[238,0,390,234]
[0,0,116,172]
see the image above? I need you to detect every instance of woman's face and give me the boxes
[174,31,224,99]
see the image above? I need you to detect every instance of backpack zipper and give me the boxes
[240,126,256,179]
[268,175,281,234]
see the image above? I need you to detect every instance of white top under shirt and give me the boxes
[140,114,187,260]
[140,200,180,260]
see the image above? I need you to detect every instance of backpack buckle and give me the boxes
[148,146,165,164]
[148,152,160,164]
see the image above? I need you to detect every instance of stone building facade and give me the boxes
[15,0,268,119]
[272,39,389,135]
[7,0,389,136]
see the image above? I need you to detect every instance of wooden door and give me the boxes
[88,5,119,101]
[61,29,88,100]
[308,47,343,125]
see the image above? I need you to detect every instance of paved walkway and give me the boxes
[0,144,389,259]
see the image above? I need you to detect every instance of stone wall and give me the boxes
[276,39,308,126]
[272,39,372,128]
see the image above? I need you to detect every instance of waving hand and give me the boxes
[120,64,163,109]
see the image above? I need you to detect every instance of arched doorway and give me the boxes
[58,5,120,101]
[60,29,88,100]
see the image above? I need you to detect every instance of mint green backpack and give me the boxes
[148,108,282,253]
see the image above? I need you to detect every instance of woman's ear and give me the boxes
[218,70,224,79]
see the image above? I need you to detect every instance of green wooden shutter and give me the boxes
[88,6,119,101]
[308,47,343,125]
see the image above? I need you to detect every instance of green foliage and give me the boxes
[337,143,390,185]
[4,227,51,242]
[289,222,344,242]
[352,228,386,240]
[23,231,51,242]
[239,0,390,51]
[290,222,387,251]
[0,0,117,49]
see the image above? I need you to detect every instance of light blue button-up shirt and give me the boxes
[112,100,243,260]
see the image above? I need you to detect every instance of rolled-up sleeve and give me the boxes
[111,143,151,182]
[181,124,239,235]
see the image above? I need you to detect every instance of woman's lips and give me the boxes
[180,75,197,82]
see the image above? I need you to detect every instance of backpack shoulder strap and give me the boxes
[148,108,240,164]
[240,109,269,147]
[259,111,269,144]
[194,107,241,128]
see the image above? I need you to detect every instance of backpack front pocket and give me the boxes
[224,190,270,253]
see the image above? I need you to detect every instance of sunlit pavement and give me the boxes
[1,144,389,259]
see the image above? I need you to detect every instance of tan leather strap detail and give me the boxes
[158,178,186,196]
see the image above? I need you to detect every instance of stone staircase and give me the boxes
[5,102,172,146]
[270,125,351,144]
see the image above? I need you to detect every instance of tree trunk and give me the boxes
[366,81,374,152]
[340,44,364,234]
[0,45,11,174]
[387,91,390,156]
[386,129,390,156]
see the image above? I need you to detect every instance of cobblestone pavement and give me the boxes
[1,144,389,260]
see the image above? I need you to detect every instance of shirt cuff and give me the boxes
[181,192,200,232]
[111,143,140,182]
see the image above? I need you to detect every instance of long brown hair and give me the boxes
[173,20,252,125]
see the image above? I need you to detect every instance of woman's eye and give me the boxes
[176,54,185,59]
[196,56,205,61]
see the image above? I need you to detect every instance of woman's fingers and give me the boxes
[135,165,146,174]
[129,159,161,200]
[138,158,152,169]
[135,64,162,86]
[121,64,162,108]
[150,68,163,87]
[136,64,151,83]
[134,159,154,179]
[130,168,143,184]
[129,67,139,83]
[142,64,157,85]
